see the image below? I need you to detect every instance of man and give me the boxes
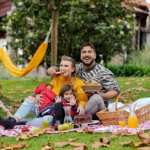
[47,42,120,119]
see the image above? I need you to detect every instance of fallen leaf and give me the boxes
[36,130,46,135]
[8,91,16,94]
[36,79,43,82]
[136,82,143,85]
[136,79,141,82]
[137,147,150,150]
[41,143,54,150]
[125,82,131,85]
[120,141,132,146]
[77,128,96,134]
[118,76,124,78]
[126,89,132,93]
[19,95,24,97]
[40,145,53,150]
[100,135,117,144]
[42,127,55,132]
[77,130,83,133]
[68,138,78,142]
[112,132,120,135]
[60,132,65,135]
[132,95,138,97]
[128,78,134,81]
[4,95,14,99]
[71,146,87,150]
[11,104,20,108]
[14,99,22,103]
[0,101,9,111]
[69,143,87,147]
[130,141,142,147]
[54,142,70,148]
[139,133,150,139]
[18,134,30,140]
[139,130,144,134]
[85,129,96,134]
[16,86,23,88]
[9,89,15,91]
[91,142,110,149]
[0,142,4,147]
[28,133,39,138]
[16,89,24,91]
[90,139,94,142]
[141,140,150,146]
[118,95,127,99]
[0,85,2,92]
[121,133,136,136]
[11,142,28,149]
[2,146,12,149]
[100,137,110,144]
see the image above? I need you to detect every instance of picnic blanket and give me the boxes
[1,120,150,137]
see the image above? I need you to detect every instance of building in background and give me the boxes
[0,0,12,74]
[111,0,150,64]
[130,0,150,51]
[0,0,12,48]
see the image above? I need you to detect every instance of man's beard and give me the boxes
[81,57,95,66]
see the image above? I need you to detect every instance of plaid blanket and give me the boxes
[1,120,150,137]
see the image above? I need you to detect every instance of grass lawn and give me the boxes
[0,76,150,150]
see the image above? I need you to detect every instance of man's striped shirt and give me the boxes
[76,62,120,107]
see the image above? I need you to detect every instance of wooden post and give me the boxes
[51,11,59,67]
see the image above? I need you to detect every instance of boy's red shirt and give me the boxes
[34,83,57,111]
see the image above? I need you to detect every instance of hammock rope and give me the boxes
[0,25,51,77]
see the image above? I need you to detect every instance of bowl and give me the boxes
[81,84,102,92]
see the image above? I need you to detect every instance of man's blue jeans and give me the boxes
[14,98,53,126]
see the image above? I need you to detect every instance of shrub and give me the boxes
[126,45,150,66]
[105,64,150,77]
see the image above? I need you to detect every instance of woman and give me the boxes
[0,56,88,129]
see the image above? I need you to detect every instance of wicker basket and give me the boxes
[96,91,150,126]
[81,85,102,92]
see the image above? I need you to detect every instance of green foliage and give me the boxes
[106,64,150,77]
[2,0,136,65]
[127,45,150,66]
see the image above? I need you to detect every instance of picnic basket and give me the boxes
[81,84,102,92]
[96,91,150,126]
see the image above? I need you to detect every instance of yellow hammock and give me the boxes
[0,25,51,77]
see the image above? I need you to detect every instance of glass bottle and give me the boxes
[63,106,73,123]
[127,103,138,128]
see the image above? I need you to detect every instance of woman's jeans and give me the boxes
[14,98,53,126]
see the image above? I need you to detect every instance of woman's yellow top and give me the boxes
[50,75,88,107]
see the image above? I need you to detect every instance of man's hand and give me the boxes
[67,96,76,106]
[77,104,85,115]
[47,66,58,76]
[55,96,62,103]
[97,90,119,99]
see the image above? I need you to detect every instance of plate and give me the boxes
[88,120,100,125]
[81,85,102,92]
[81,120,100,125]
[72,120,100,126]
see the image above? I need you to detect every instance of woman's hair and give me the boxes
[61,56,76,85]
[59,84,76,98]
